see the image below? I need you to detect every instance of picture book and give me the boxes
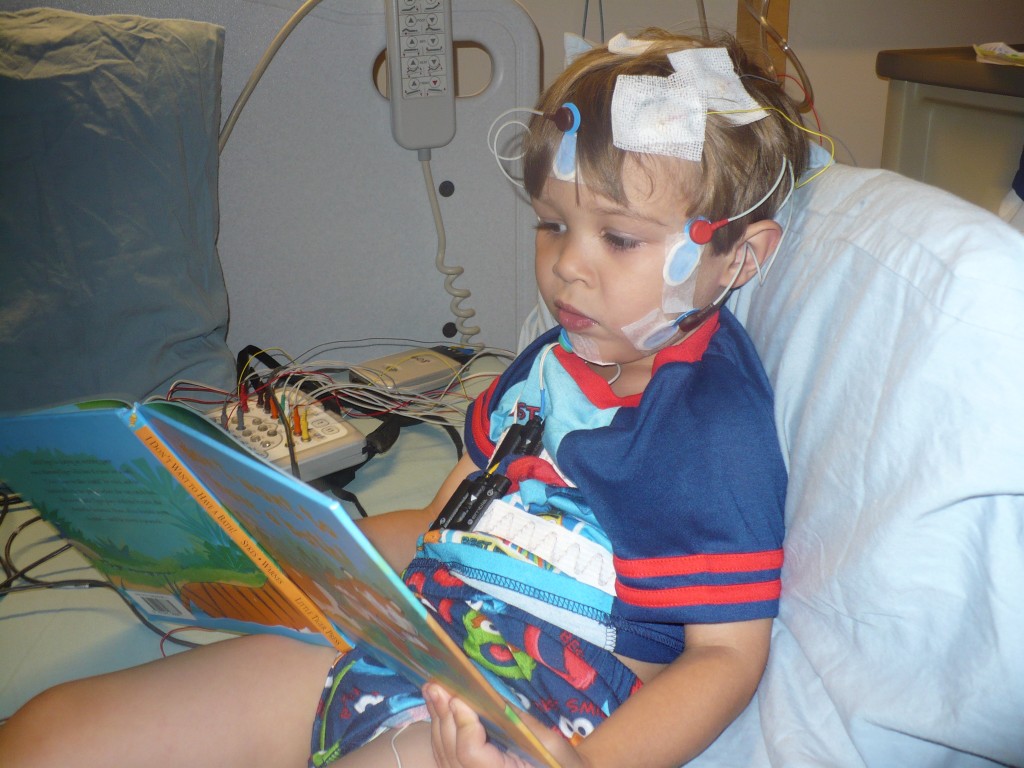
[0,400,557,766]
[0,400,344,646]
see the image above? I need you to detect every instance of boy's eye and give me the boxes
[535,220,567,235]
[602,231,643,250]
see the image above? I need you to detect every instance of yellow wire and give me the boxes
[235,346,295,392]
[707,105,836,187]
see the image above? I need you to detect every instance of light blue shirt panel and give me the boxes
[489,347,621,459]
[489,348,620,553]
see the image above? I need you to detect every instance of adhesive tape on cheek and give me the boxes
[641,323,683,350]
[661,274,699,315]
[664,235,701,285]
[621,308,678,352]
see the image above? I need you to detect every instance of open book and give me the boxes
[0,400,556,766]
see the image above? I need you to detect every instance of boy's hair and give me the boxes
[522,29,810,254]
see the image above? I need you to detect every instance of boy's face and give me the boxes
[532,159,729,367]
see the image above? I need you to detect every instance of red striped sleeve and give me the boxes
[614,549,784,579]
[614,549,784,609]
[615,578,782,608]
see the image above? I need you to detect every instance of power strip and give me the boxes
[206,391,366,481]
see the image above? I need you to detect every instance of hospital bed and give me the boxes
[1,8,1023,766]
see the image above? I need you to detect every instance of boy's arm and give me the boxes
[355,452,479,573]
[575,617,772,767]
[427,616,772,768]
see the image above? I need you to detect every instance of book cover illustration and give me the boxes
[0,404,330,641]
[137,403,557,766]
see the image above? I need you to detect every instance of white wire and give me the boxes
[270,354,506,428]
[757,161,797,283]
[165,345,514,429]
[219,0,325,152]
[706,240,750,310]
[389,722,413,768]
[486,108,543,189]
[730,158,789,223]
[420,157,481,346]
[291,338,481,366]
[313,381,469,427]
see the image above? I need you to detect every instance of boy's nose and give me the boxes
[553,236,590,282]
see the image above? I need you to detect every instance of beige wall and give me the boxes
[515,0,1024,168]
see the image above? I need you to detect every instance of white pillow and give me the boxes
[714,164,1024,766]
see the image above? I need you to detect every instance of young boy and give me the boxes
[0,28,809,768]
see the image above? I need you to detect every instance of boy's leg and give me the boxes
[0,633,337,768]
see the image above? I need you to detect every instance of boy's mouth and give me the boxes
[556,302,596,332]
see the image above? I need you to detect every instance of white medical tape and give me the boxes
[668,47,767,125]
[564,31,595,67]
[612,74,706,161]
[607,32,656,56]
[611,46,769,160]
[561,329,610,366]
[620,308,680,352]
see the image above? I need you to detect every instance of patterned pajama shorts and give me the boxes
[308,563,641,766]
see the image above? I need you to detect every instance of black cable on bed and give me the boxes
[0,490,199,650]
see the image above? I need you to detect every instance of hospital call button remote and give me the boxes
[385,0,456,150]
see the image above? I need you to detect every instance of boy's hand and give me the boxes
[423,683,587,768]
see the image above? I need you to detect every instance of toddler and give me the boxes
[1,27,811,768]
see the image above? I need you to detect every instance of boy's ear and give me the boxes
[725,220,783,290]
